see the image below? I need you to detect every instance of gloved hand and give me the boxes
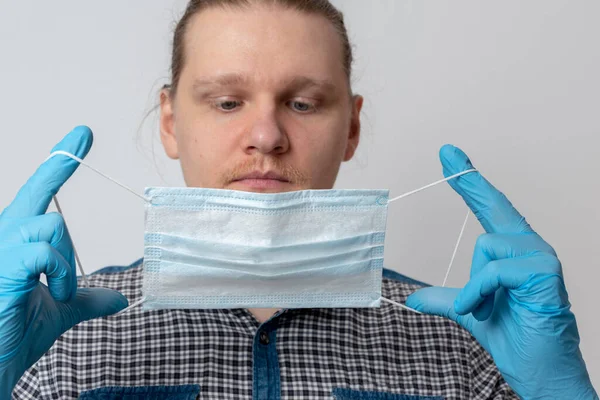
[0,126,128,397]
[406,145,598,400]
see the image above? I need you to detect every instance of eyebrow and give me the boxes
[191,73,338,93]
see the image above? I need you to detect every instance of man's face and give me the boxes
[160,5,362,192]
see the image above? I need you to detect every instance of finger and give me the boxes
[406,287,476,334]
[467,232,556,321]
[11,242,76,302]
[1,126,93,220]
[439,144,534,235]
[470,234,496,321]
[1,213,78,294]
[453,255,557,315]
[57,288,129,332]
[471,297,495,321]
[3,213,75,262]
[474,232,555,260]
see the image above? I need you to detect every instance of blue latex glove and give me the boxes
[406,145,598,400]
[0,126,128,397]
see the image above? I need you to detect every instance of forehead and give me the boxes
[180,5,347,89]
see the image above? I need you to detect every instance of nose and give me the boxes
[242,105,289,156]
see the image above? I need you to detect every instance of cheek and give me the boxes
[291,120,348,176]
[176,103,221,155]
[174,115,229,185]
[303,119,348,157]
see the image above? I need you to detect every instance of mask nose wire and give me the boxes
[380,168,478,315]
[44,151,151,288]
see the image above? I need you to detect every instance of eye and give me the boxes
[289,100,316,113]
[213,100,242,112]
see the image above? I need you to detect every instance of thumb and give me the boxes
[58,288,128,331]
[406,286,475,334]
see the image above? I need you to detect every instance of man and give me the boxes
[1,0,596,398]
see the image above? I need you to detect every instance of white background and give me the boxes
[0,0,598,386]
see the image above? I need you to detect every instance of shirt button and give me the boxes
[259,331,270,345]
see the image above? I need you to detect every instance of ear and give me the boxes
[343,94,363,162]
[159,87,179,160]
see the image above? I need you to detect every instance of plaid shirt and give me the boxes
[13,259,517,400]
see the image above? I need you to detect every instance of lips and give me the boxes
[229,171,291,192]
[233,171,289,182]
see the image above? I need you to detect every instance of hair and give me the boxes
[165,0,354,97]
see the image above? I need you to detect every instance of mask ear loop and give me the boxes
[113,295,148,316]
[44,151,150,314]
[380,169,477,315]
[386,169,477,203]
[442,210,470,288]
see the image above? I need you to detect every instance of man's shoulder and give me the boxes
[382,267,430,287]
[82,258,144,297]
[90,258,144,276]
[381,267,430,300]
[380,268,472,338]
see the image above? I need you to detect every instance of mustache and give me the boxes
[222,158,309,186]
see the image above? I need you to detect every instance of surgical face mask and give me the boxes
[46,151,476,315]
[142,187,389,310]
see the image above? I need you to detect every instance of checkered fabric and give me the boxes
[12,259,517,399]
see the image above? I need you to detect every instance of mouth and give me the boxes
[229,171,291,192]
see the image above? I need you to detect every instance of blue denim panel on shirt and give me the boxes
[253,320,281,400]
[79,385,200,400]
[332,388,444,400]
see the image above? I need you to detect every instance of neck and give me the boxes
[248,308,280,323]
